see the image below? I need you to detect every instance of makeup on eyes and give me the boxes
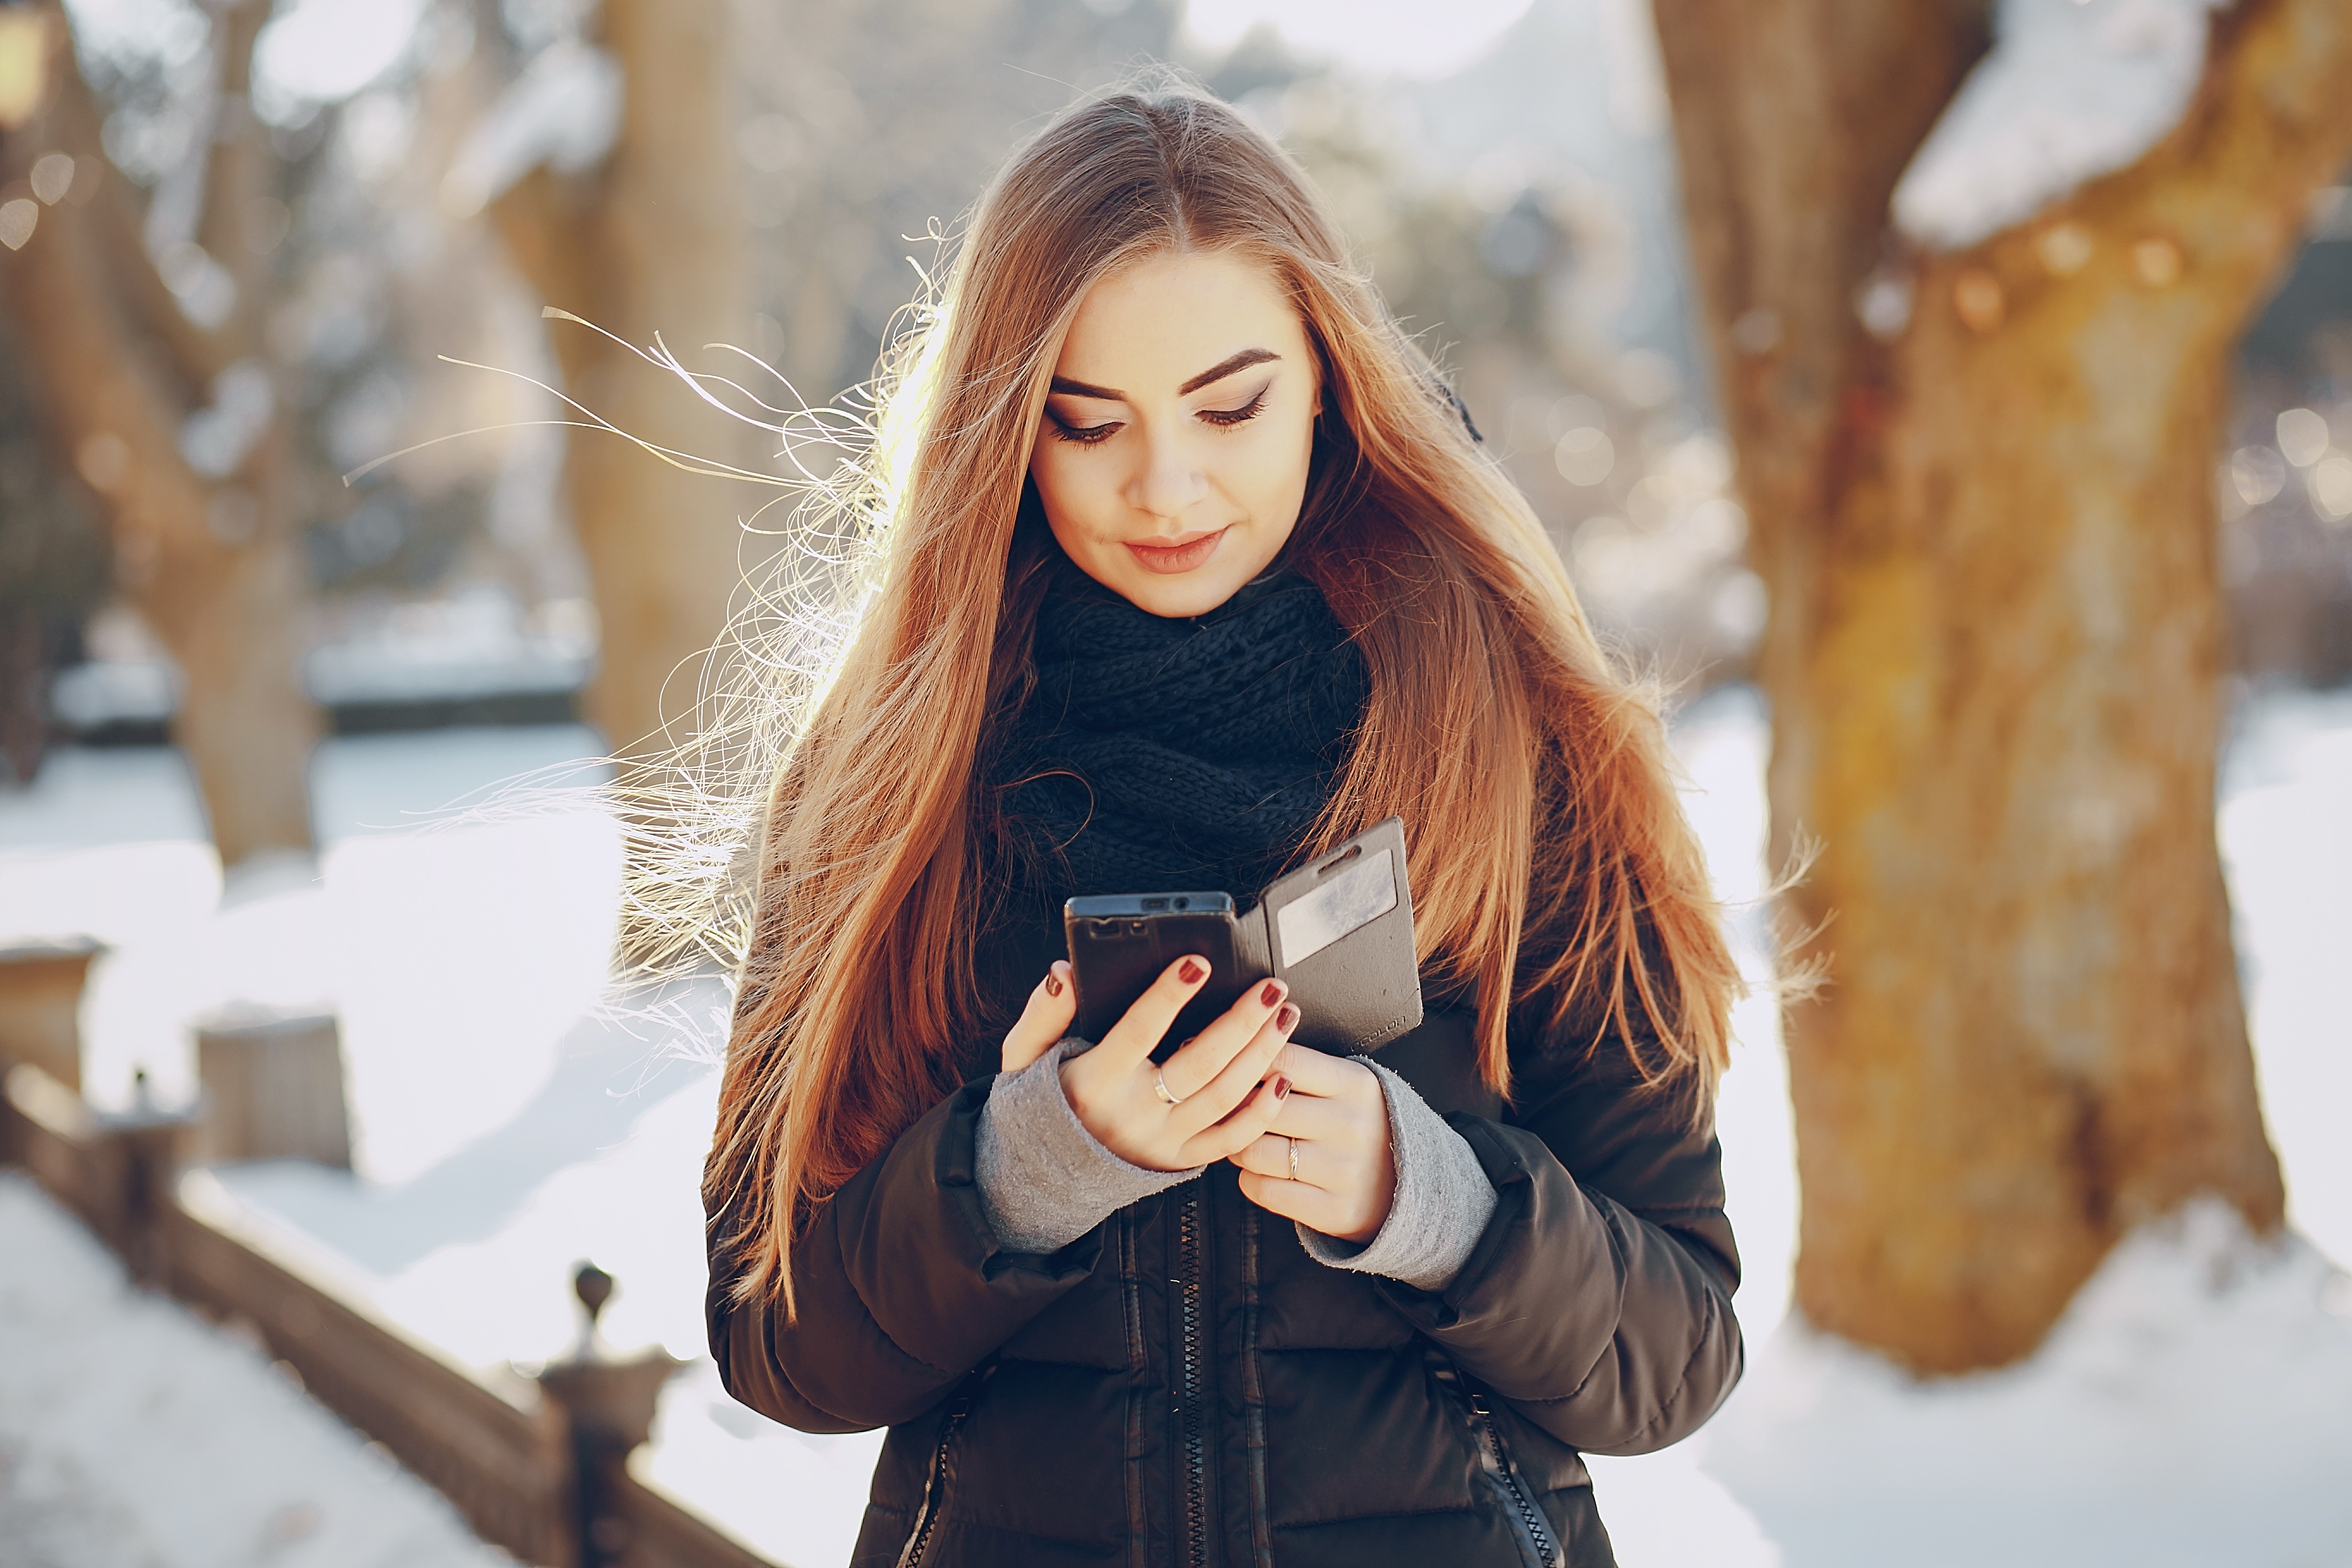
[1197,383,1270,425]
[1045,377,1276,444]
[1047,415,1120,446]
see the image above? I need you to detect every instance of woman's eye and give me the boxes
[1198,389,1268,428]
[1050,418,1121,446]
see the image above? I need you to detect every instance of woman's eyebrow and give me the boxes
[1045,348,1282,403]
[1179,348,1279,395]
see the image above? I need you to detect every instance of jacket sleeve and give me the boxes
[707,1076,1105,1433]
[1373,1028,1743,1456]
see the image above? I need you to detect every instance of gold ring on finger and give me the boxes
[1287,1135,1300,1182]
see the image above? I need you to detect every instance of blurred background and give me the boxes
[0,1,2347,1566]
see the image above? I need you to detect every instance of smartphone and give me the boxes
[1061,818,1423,1063]
[1064,892,1246,1063]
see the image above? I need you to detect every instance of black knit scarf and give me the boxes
[983,559,1368,917]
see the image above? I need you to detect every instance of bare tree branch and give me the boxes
[0,0,316,865]
[36,1,237,394]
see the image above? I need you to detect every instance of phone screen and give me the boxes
[1064,895,1246,1061]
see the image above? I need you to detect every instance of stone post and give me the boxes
[535,1263,685,1568]
[0,936,106,1089]
[101,1069,202,1284]
[193,1005,352,1167]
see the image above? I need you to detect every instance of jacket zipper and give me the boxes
[895,1381,977,1568]
[1177,1183,1210,1568]
[1467,1391,1558,1568]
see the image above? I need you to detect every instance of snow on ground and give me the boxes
[1894,0,2225,249]
[0,727,627,1186]
[2221,687,2352,1273]
[0,1171,507,1568]
[1,687,2347,1566]
[1708,1200,2352,1567]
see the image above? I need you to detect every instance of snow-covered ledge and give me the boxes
[1894,0,2228,250]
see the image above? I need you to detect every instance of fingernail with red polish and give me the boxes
[1178,958,1206,985]
[1044,974,1063,997]
[1273,1076,1292,1100]
[1276,1003,1299,1032]
[1259,979,1284,1008]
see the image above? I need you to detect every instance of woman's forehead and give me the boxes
[1053,250,1310,394]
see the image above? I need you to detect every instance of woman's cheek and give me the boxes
[1068,464,1128,544]
[1030,444,1095,534]
[1032,448,1127,577]
[1205,434,1269,521]
[1240,421,1314,533]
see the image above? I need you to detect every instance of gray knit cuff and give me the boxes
[1296,1056,1497,1292]
[974,1036,1204,1255]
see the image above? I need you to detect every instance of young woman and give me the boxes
[701,77,1745,1568]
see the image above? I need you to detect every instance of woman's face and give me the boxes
[1029,249,1322,619]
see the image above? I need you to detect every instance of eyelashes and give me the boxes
[1048,387,1270,446]
[1197,388,1268,428]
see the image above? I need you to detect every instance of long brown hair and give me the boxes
[700,77,1739,1308]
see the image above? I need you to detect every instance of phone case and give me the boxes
[1239,816,1422,1055]
[1063,817,1421,1057]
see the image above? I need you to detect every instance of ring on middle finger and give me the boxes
[1153,1067,1183,1106]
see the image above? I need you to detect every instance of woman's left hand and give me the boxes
[1001,961,1076,1073]
[1229,1044,1395,1244]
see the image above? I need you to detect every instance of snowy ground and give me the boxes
[0,1171,507,1568]
[0,688,2347,1567]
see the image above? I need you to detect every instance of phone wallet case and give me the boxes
[1064,816,1423,1056]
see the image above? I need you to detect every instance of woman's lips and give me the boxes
[1124,528,1228,575]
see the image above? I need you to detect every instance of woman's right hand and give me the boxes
[1044,957,1297,1173]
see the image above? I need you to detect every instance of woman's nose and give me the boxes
[1129,425,1208,520]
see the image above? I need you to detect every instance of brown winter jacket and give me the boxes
[705,907,1744,1568]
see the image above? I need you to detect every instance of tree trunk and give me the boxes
[490,0,750,765]
[0,0,317,868]
[1652,0,2352,1371]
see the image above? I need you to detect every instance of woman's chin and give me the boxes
[1059,536,1265,619]
[1100,562,1256,619]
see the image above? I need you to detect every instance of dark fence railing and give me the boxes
[0,1060,783,1568]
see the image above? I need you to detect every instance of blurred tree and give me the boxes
[728,0,1175,409]
[462,0,1188,761]
[0,0,317,867]
[477,0,749,765]
[0,316,108,783]
[1652,0,2352,1371]
[1253,62,1762,680]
